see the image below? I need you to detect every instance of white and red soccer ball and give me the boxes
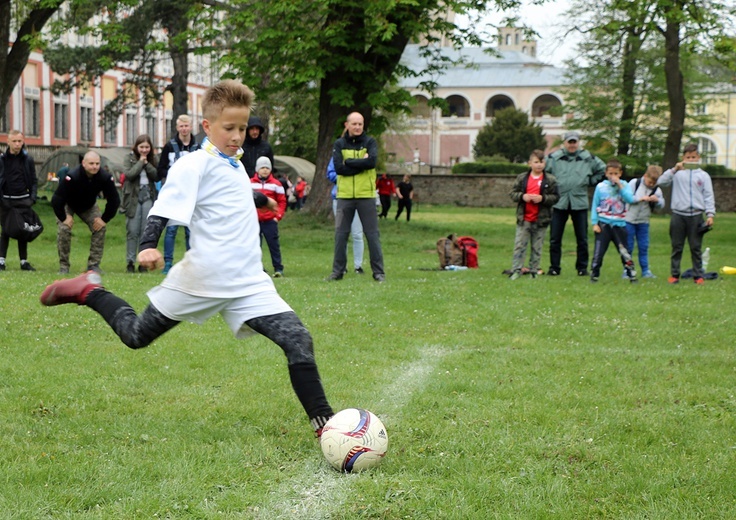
[320,408,388,472]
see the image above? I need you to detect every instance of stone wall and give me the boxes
[399,174,736,213]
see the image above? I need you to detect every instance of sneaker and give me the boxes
[162,261,172,274]
[578,269,590,277]
[373,273,386,283]
[668,276,680,285]
[87,264,103,274]
[40,271,103,306]
[621,270,628,279]
[547,268,560,276]
[273,271,284,278]
[354,267,365,274]
[629,277,638,283]
[509,272,521,280]
[590,275,599,283]
[20,262,36,271]
[58,266,70,274]
[325,273,344,282]
[642,271,656,279]
[126,262,135,273]
[0,263,5,271]
[530,272,537,279]
[138,265,148,273]
[694,277,705,285]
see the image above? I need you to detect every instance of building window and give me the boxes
[54,102,69,139]
[696,137,717,164]
[24,98,40,136]
[103,106,118,145]
[146,114,157,147]
[694,103,707,116]
[126,112,138,145]
[0,103,9,134]
[80,106,94,142]
[442,95,470,118]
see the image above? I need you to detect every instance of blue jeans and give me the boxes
[626,222,650,273]
[164,226,190,263]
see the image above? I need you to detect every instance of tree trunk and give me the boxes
[662,8,685,169]
[0,1,63,124]
[164,4,190,137]
[617,28,643,157]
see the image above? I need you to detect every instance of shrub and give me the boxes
[453,162,529,174]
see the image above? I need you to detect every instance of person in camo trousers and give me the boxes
[51,151,120,274]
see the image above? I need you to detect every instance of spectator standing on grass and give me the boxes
[294,175,308,209]
[157,114,199,274]
[657,143,715,285]
[394,174,414,221]
[589,159,636,283]
[376,173,395,219]
[508,150,559,280]
[251,156,287,277]
[625,165,665,279]
[327,157,365,275]
[327,112,385,282]
[122,134,158,273]
[545,131,606,276]
[51,151,120,274]
[40,80,335,440]
[0,130,38,272]
[241,116,274,178]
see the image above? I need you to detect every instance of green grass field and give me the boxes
[1,200,735,519]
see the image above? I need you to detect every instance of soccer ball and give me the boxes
[320,408,388,473]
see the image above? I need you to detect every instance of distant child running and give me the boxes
[657,143,715,285]
[590,159,636,282]
[508,150,559,279]
[40,80,335,438]
[625,165,665,279]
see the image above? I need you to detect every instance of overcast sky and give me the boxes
[456,0,579,64]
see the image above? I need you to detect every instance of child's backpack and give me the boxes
[436,234,479,269]
[437,234,464,269]
[457,236,479,268]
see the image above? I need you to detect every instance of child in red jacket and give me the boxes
[251,157,287,277]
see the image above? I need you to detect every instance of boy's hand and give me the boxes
[706,216,713,227]
[593,224,601,234]
[138,248,164,271]
[674,161,684,172]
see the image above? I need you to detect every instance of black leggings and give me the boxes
[85,290,333,421]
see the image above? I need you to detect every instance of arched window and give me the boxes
[485,95,514,118]
[442,95,469,118]
[696,137,717,164]
[531,94,562,117]
[411,95,430,118]
[505,34,511,45]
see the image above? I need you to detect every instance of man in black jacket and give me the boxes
[0,130,38,271]
[240,116,275,177]
[51,151,120,274]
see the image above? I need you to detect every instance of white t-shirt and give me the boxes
[148,149,274,298]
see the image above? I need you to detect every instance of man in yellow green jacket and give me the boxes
[326,112,385,282]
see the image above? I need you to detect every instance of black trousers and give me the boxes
[549,207,589,273]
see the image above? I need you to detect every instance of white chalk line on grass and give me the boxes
[256,346,448,520]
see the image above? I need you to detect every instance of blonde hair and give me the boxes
[202,80,255,121]
[645,165,663,180]
[176,114,191,124]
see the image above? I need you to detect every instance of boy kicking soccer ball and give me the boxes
[40,80,334,437]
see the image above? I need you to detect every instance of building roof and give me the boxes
[398,44,567,89]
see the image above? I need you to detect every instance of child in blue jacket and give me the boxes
[590,159,636,283]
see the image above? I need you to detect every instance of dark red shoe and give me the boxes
[40,271,103,306]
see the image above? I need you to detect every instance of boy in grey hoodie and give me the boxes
[657,143,715,285]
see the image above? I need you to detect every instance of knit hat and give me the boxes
[255,156,272,171]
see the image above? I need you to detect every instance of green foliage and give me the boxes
[2,201,736,517]
[472,107,547,163]
[453,161,529,174]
